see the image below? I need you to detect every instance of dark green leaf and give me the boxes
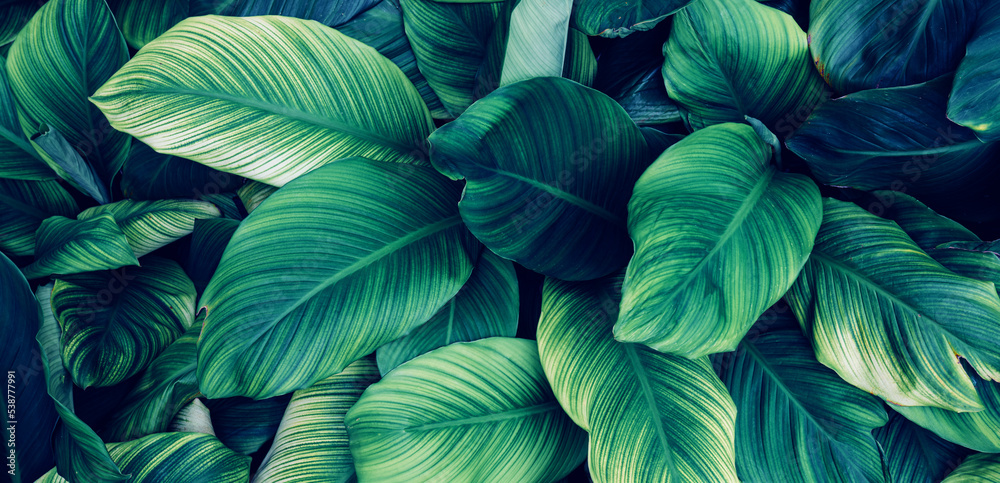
[21,214,139,280]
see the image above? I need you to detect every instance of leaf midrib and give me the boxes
[402,400,559,432]
[830,139,985,157]
[623,344,676,474]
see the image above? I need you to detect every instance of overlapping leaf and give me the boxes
[430,76,649,281]
[347,338,587,482]
[0,178,78,257]
[78,199,221,257]
[185,218,240,293]
[218,0,380,26]
[499,0,572,86]
[570,0,691,37]
[205,394,292,455]
[538,274,738,482]
[21,214,139,280]
[942,453,1000,481]
[786,198,1000,411]
[92,15,434,187]
[893,369,1000,453]
[594,22,681,125]
[198,158,478,399]
[120,141,243,201]
[112,0,189,49]
[948,8,1000,141]
[618,122,821,357]
[0,60,53,180]
[875,410,971,483]
[236,181,277,214]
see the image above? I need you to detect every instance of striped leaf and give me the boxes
[347,338,587,482]
[185,218,239,293]
[948,9,1000,141]
[499,0,572,86]
[0,178,79,257]
[252,356,380,483]
[538,274,738,482]
[662,0,825,133]
[36,284,126,482]
[785,76,999,199]
[120,141,243,201]
[236,181,277,214]
[618,123,821,357]
[1,256,58,483]
[169,398,214,435]
[6,0,130,188]
[112,0,189,49]
[874,410,971,483]
[104,432,250,482]
[570,0,690,37]
[563,28,596,87]
[785,198,1000,411]
[91,15,434,187]
[51,257,196,388]
[219,0,379,24]
[21,214,139,280]
[893,369,1000,453]
[429,76,649,281]
[942,453,1000,482]
[400,0,510,117]
[869,190,980,250]
[103,322,201,443]
[205,394,292,455]
[376,249,519,375]
[0,59,54,180]
[716,309,888,482]
[0,1,39,49]
[198,158,478,399]
[78,199,221,258]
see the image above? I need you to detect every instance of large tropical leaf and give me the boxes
[662,0,825,133]
[103,322,201,442]
[875,410,972,482]
[893,368,1000,453]
[218,0,380,25]
[593,22,681,126]
[1,256,58,482]
[0,178,78,257]
[99,432,249,482]
[948,8,1000,141]
[91,15,434,187]
[77,199,221,257]
[120,141,243,201]
[21,214,139,280]
[198,158,478,399]
[570,0,691,37]
[51,257,196,388]
[716,309,888,482]
[347,337,587,482]
[808,0,980,94]
[0,59,54,180]
[205,394,292,455]
[942,453,1000,481]
[252,357,380,483]
[785,198,1000,411]
[499,0,572,86]
[429,76,649,281]
[112,0,189,49]
[617,123,821,357]
[376,249,519,375]
[6,0,130,188]
[786,76,999,199]
[185,217,239,293]
[399,0,510,117]
[36,284,126,482]
[538,274,738,482]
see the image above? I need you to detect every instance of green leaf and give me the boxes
[6,0,130,188]
[120,141,243,201]
[562,28,596,87]
[104,432,250,482]
[399,0,510,117]
[218,0,380,25]
[78,199,221,258]
[169,397,214,435]
[593,23,682,125]
[618,123,821,357]
[893,368,1000,453]
[347,337,587,482]
[236,181,277,214]
[867,190,980,250]
[662,0,825,132]
[716,309,888,482]
[51,257,196,388]
[91,15,434,187]
[205,394,292,455]
[538,274,738,482]
[0,178,79,257]
[785,76,999,198]
[252,356,380,483]
[0,1,40,49]
[0,58,53,180]
[185,217,240,293]
[21,213,139,280]
[30,126,111,204]
[808,0,978,94]
[1,254,58,482]
[36,283,127,482]
[112,0,189,49]
[948,9,1000,141]
[570,0,691,37]
[198,158,478,399]
[103,322,201,442]
[499,0,572,86]
[429,76,649,281]
[377,249,519,375]
[942,453,1000,481]
[785,198,1000,411]
[874,410,971,483]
